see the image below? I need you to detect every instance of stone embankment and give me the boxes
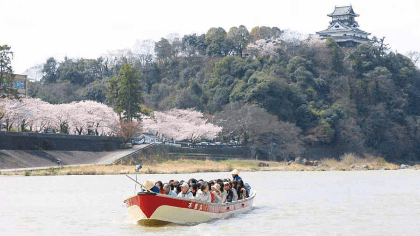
[0,150,110,169]
[0,144,149,170]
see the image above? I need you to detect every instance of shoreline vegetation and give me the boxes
[1,154,419,176]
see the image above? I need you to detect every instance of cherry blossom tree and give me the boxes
[0,98,118,134]
[0,99,221,142]
[245,39,281,58]
[142,108,222,142]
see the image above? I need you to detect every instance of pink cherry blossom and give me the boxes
[142,108,222,142]
[0,98,118,135]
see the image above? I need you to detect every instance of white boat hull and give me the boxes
[124,190,256,225]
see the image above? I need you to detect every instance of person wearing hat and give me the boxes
[141,179,160,193]
[177,182,193,199]
[231,169,242,181]
[210,183,222,204]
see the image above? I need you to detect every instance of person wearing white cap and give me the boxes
[231,169,242,181]
[177,182,193,199]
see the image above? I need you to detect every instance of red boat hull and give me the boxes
[124,191,256,225]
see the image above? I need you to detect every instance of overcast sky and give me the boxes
[2,0,420,74]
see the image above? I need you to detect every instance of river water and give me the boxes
[1,170,419,236]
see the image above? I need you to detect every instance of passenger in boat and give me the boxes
[190,183,199,197]
[231,169,242,181]
[236,179,248,199]
[218,182,227,203]
[177,183,193,199]
[155,181,164,194]
[175,183,181,194]
[172,183,179,194]
[195,182,211,202]
[163,183,177,197]
[211,184,222,204]
[208,180,214,192]
[189,178,197,187]
[141,179,160,193]
[231,180,237,190]
[224,182,238,202]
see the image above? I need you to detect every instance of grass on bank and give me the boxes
[2,153,414,176]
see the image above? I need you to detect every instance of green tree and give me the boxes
[0,45,17,98]
[347,43,380,78]
[106,63,144,121]
[57,57,86,84]
[41,57,58,83]
[249,26,283,43]
[205,27,227,56]
[155,38,172,62]
[81,79,107,103]
[182,34,199,57]
[246,72,304,121]
[227,25,250,57]
[324,38,344,74]
[182,33,207,57]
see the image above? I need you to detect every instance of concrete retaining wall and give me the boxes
[0,131,124,151]
[117,144,252,165]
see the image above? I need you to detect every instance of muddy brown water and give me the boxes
[1,170,419,235]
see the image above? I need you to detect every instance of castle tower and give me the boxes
[316,5,370,47]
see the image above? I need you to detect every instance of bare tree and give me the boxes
[280,29,308,57]
[112,120,142,145]
[24,64,43,81]
[133,39,155,67]
[406,51,420,67]
[166,33,181,44]
[335,117,365,153]
[215,104,305,161]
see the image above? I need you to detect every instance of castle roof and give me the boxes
[316,21,370,35]
[328,5,359,17]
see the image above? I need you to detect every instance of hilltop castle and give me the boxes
[316,5,370,47]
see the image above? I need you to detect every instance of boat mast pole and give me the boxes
[134,164,142,193]
[125,174,153,193]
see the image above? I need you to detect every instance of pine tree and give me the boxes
[106,63,144,121]
[0,45,17,98]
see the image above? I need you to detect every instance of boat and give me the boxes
[124,190,256,225]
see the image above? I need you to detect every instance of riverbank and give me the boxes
[1,156,418,176]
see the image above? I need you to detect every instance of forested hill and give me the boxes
[28,26,420,162]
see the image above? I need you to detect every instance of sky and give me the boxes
[1,0,420,76]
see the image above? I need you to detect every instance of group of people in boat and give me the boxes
[140,169,250,204]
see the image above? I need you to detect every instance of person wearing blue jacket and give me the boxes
[231,169,242,181]
[141,179,160,193]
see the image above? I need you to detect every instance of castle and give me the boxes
[316,5,370,47]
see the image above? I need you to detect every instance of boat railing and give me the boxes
[125,190,256,206]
